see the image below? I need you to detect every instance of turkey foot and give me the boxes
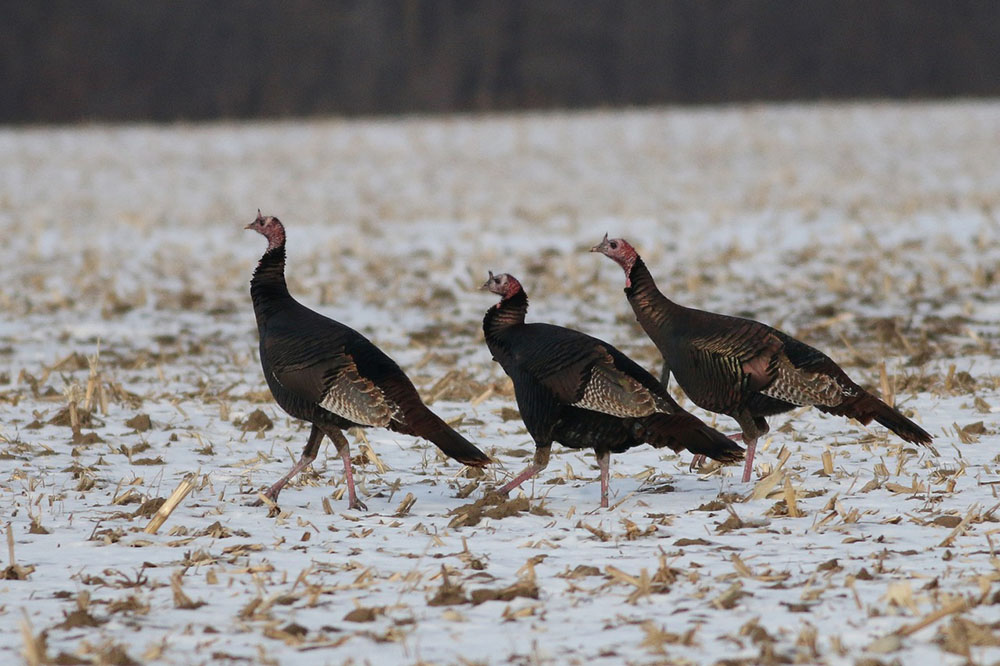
[689,431,742,472]
[250,449,317,507]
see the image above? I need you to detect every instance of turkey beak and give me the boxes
[480,271,494,291]
[589,233,609,253]
[246,209,264,229]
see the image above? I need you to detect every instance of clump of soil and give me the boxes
[125,414,151,432]
[49,406,102,428]
[448,491,551,528]
[237,409,273,432]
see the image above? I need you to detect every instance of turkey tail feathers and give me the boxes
[415,411,491,467]
[864,396,932,445]
[639,414,744,463]
[822,392,932,446]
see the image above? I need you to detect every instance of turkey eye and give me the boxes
[609,241,618,249]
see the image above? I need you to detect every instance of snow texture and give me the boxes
[2,102,1000,665]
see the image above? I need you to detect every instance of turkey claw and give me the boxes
[250,490,280,512]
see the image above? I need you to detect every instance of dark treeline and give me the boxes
[3,0,1000,124]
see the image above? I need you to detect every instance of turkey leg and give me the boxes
[498,446,551,497]
[326,427,368,511]
[597,450,611,508]
[689,431,744,472]
[255,423,325,505]
[741,437,757,483]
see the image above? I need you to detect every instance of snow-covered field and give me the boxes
[2,102,1000,665]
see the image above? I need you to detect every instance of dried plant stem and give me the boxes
[144,476,197,534]
[6,522,14,566]
[893,598,969,637]
[20,613,45,666]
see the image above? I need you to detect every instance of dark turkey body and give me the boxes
[653,307,803,416]
[245,223,487,508]
[249,243,489,473]
[488,321,709,455]
[622,257,931,450]
[257,300,413,432]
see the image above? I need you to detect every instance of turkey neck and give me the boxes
[250,244,292,329]
[624,257,681,332]
[483,289,528,343]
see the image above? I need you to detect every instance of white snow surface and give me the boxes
[1,102,1000,665]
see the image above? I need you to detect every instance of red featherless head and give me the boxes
[591,233,638,275]
[482,271,523,300]
[245,210,286,251]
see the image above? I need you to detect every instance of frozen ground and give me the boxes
[2,101,1000,665]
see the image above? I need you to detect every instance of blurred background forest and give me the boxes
[4,0,1000,124]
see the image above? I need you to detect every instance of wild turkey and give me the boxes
[592,235,933,482]
[482,271,743,507]
[245,211,490,509]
